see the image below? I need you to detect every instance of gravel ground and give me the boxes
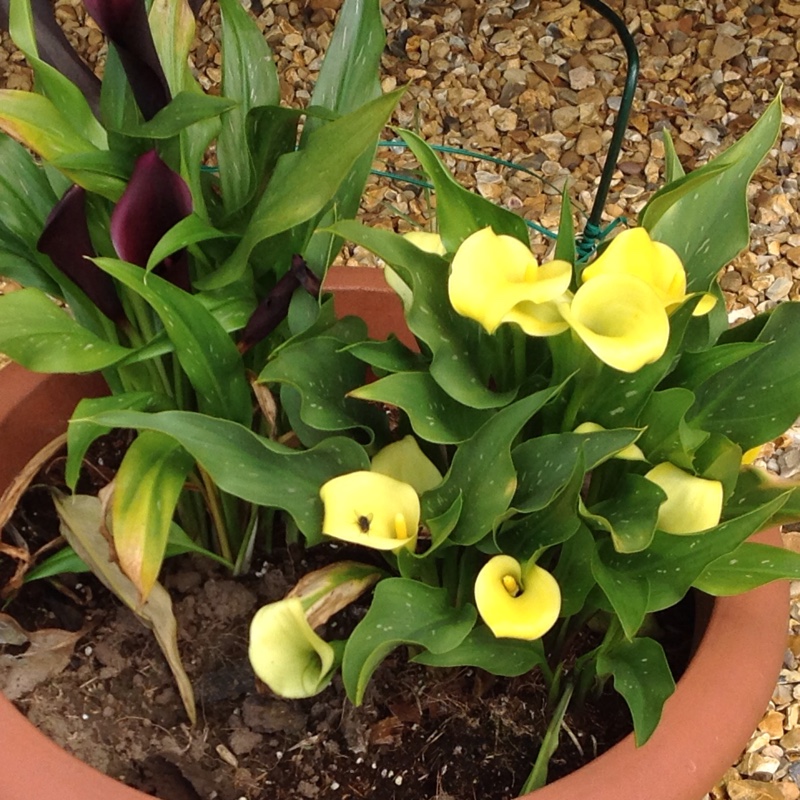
[2,1,800,798]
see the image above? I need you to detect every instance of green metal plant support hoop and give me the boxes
[377,0,640,263]
[576,0,640,260]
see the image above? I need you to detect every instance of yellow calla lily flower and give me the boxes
[448,226,571,336]
[403,230,447,256]
[319,471,419,551]
[741,443,766,465]
[558,273,670,373]
[573,422,645,461]
[371,436,442,495]
[249,598,335,698]
[644,462,724,534]
[474,555,561,640]
[582,227,714,316]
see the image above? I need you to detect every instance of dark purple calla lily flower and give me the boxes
[238,255,322,354]
[37,185,125,323]
[111,150,193,292]
[83,0,170,120]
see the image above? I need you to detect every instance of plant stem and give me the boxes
[520,681,574,794]
[198,465,234,564]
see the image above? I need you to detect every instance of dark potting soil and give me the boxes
[1,442,693,800]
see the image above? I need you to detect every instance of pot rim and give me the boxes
[0,365,789,800]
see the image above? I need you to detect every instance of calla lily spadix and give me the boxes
[474,555,561,641]
[110,150,193,291]
[319,471,420,551]
[645,462,724,534]
[558,273,670,373]
[448,226,571,336]
[248,598,336,699]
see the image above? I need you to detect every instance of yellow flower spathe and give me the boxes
[558,273,670,373]
[582,227,714,316]
[319,471,419,551]
[249,598,335,698]
[448,226,571,336]
[474,555,561,641]
[403,230,447,256]
[645,462,724,535]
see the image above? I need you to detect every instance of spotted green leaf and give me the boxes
[66,392,174,490]
[688,302,800,450]
[423,385,563,547]
[71,409,370,538]
[258,335,384,444]
[350,372,493,444]
[302,0,385,270]
[9,0,106,148]
[636,388,707,469]
[342,578,476,704]
[217,0,279,213]
[124,92,237,139]
[0,287,133,372]
[327,220,516,409]
[398,128,529,251]
[694,541,800,595]
[0,134,58,246]
[204,89,403,289]
[93,258,252,426]
[642,95,782,291]
[582,474,665,554]
[599,493,788,614]
[413,624,546,676]
[597,637,675,745]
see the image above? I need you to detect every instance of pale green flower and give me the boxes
[645,462,724,534]
[248,598,335,698]
[371,435,442,495]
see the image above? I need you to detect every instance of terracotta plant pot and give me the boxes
[0,268,790,800]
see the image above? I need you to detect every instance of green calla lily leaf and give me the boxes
[350,372,494,444]
[597,637,675,745]
[582,474,666,554]
[398,128,530,251]
[72,409,370,538]
[66,392,174,490]
[93,258,252,427]
[694,541,800,595]
[413,624,546,676]
[688,302,800,451]
[642,94,782,292]
[112,431,194,601]
[342,577,476,704]
[326,220,517,409]
[0,287,134,372]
